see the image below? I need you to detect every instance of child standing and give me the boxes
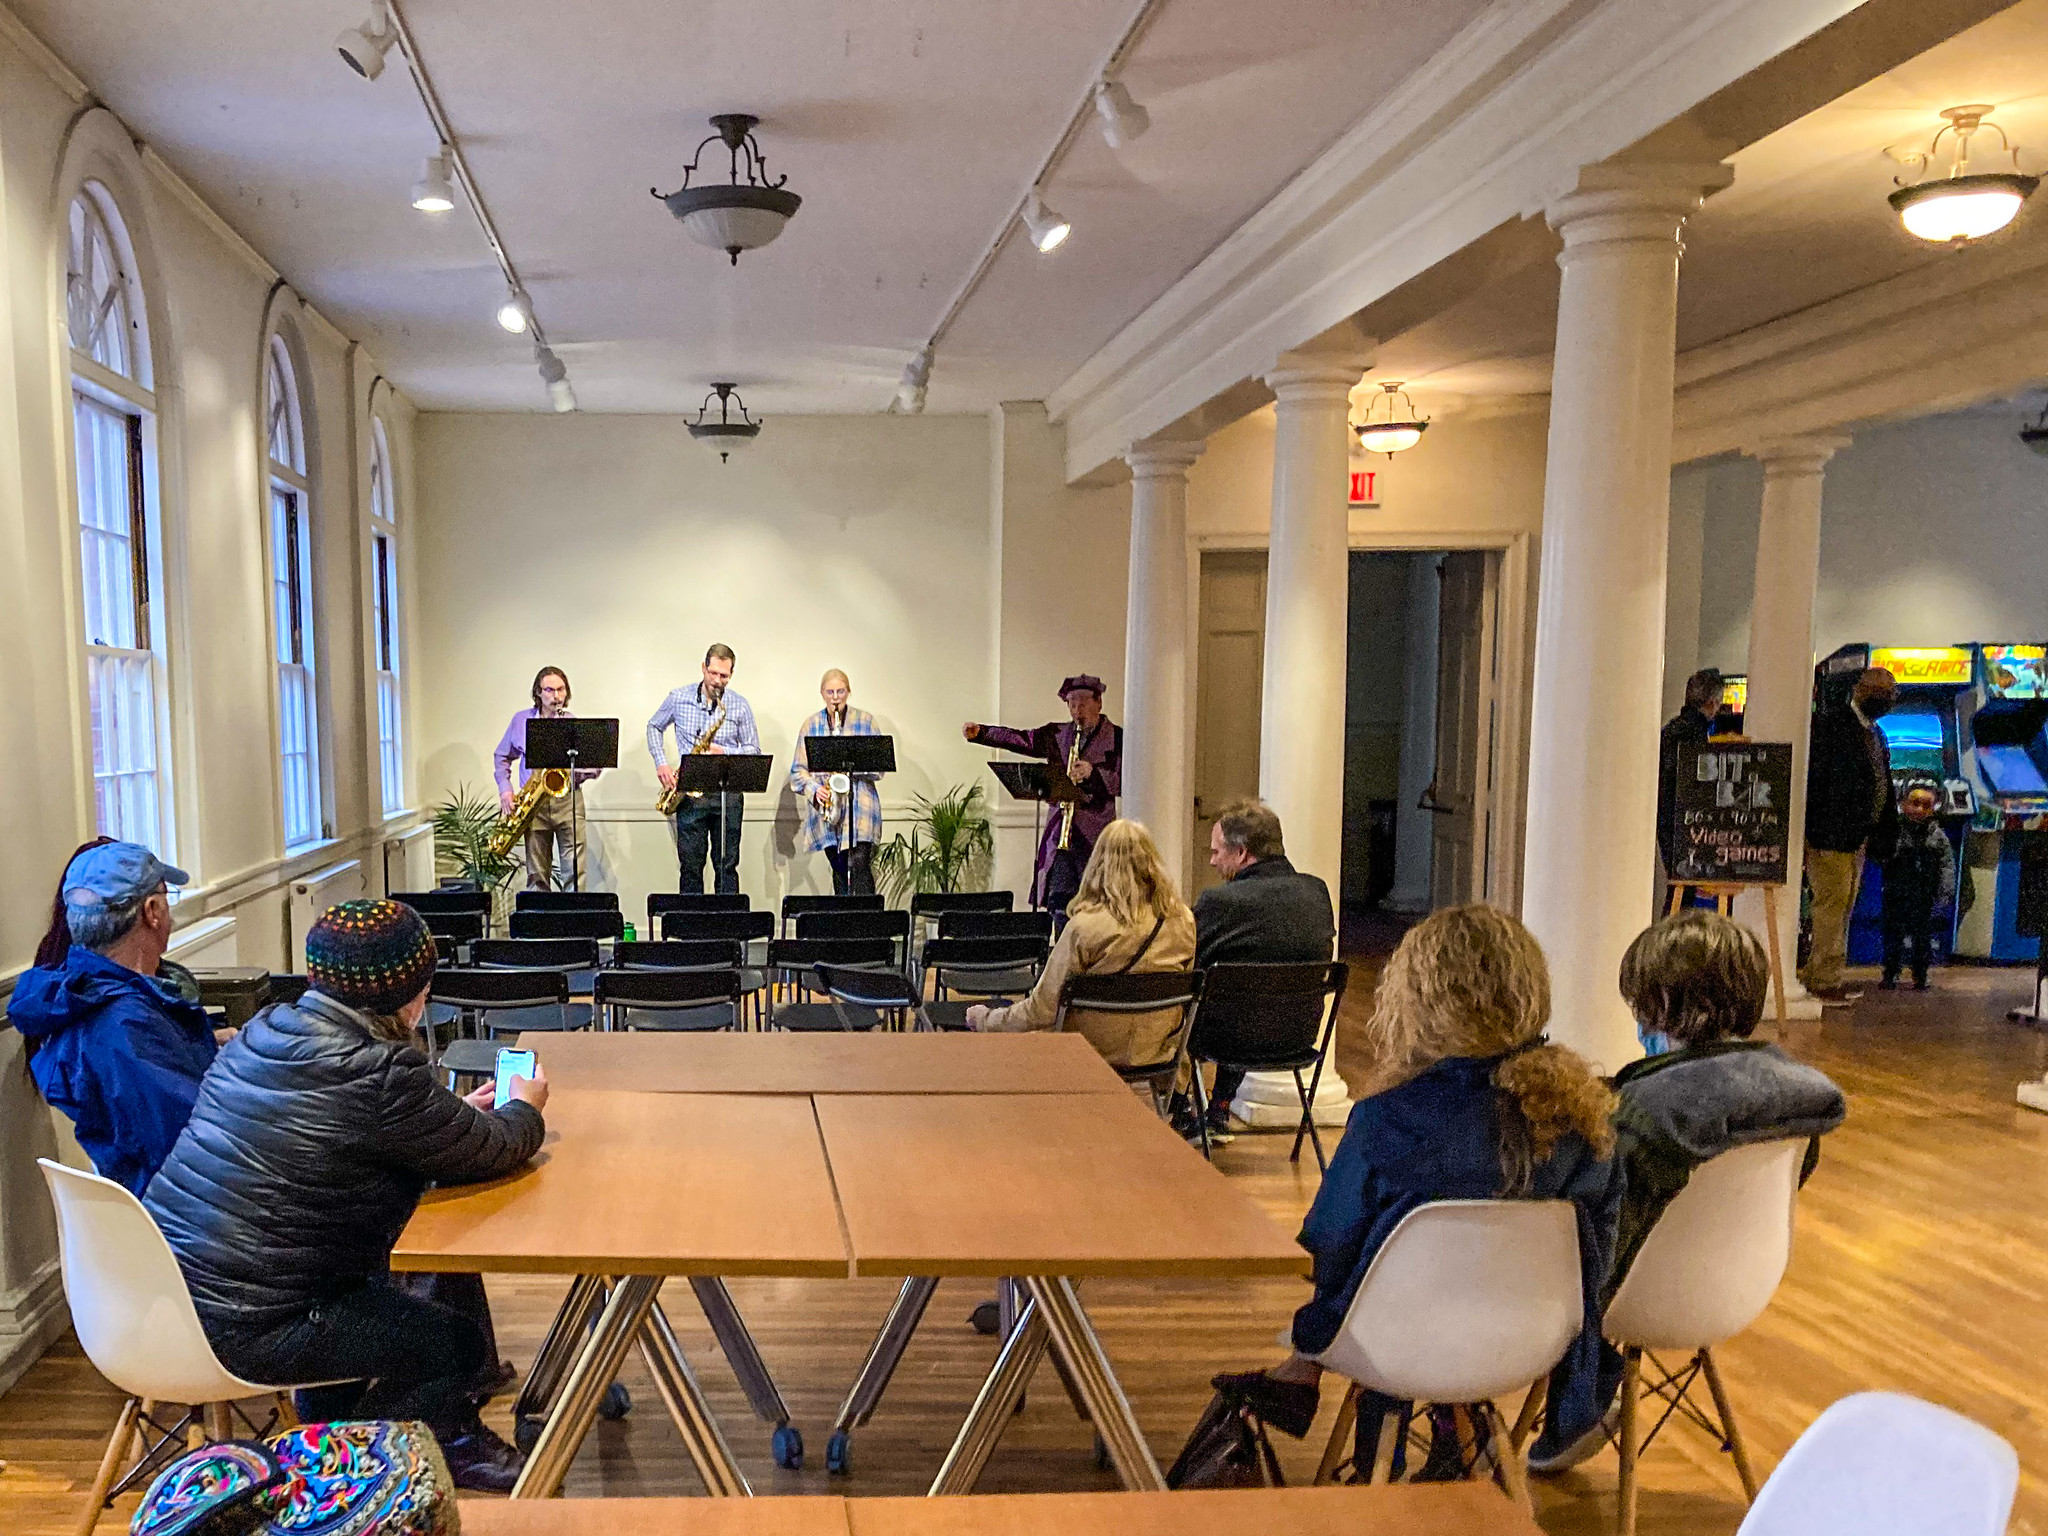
[1880,784,1954,991]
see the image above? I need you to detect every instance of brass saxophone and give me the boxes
[655,690,727,815]
[1058,728,1083,851]
[487,768,570,858]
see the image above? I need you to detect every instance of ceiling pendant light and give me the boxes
[1093,79,1150,149]
[1021,188,1071,254]
[496,287,533,334]
[535,343,575,413]
[893,346,933,414]
[410,149,455,212]
[653,114,803,265]
[1888,105,2037,244]
[1352,382,1430,457]
[688,383,761,462]
[335,0,398,80]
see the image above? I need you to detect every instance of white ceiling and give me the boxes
[17,0,1487,415]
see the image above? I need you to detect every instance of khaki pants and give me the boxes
[525,788,585,890]
[1802,845,1864,991]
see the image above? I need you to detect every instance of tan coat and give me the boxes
[977,902,1197,1068]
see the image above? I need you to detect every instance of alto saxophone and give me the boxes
[487,768,571,858]
[655,690,727,815]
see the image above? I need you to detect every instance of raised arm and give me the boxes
[972,723,1045,757]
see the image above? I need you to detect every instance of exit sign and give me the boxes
[1349,468,1380,507]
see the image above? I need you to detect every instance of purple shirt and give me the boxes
[495,707,600,794]
[975,717,1123,875]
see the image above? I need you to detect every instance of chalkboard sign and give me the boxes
[1671,741,1794,885]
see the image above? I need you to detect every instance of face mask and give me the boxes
[1636,1023,1675,1057]
[1860,696,1894,720]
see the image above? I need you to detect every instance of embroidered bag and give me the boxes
[131,1421,459,1536]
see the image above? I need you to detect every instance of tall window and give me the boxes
[368,416,405,814]
[267,335,323,848]
[67,183,170,852]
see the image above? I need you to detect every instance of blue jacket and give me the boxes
[7,946,218,1196]
[1292,1052,1622,1444]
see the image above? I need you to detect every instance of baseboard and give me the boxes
[0,1258,67,1397]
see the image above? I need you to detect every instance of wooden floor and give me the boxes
[4,960,2046,1535]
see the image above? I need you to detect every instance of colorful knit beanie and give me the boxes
[305,899,438,1016]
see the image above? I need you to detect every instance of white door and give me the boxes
[1426,550,1499,908]
[1192,552,1267,893]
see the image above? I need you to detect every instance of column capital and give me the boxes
[1748,433,1854,476]
[1263,335,1375,404]
[1545,160,1734,254]
[1123,436,1205,479]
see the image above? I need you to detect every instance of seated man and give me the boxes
[6,842,219,1195]
[1174,800,1335,1143]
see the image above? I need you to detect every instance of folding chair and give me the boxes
[391,888,492,918]
[1049,969,1203,1116]
[909,890,1014,959]
[509,907,625,942]
[472,935,602,998]
[433,961,585,1038]
[764,938,896,1031]
[781,892,884,935]
[812,962,934,1033]
[1186,959,1349,1168]
[920,935,1050,1029]
[596,967,743,1032]
[417,908,484,958]
[659,910,773,1023]
[611,939,744,973]
[515,890,621,913]
[939,909,1053,941]
[796,909,912,975]
[648,892,750,929]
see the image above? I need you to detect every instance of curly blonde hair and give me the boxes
[1069,819,1188,930]
[1366,904,1614,1190]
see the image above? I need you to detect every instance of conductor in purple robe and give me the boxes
[964,674,1122,914]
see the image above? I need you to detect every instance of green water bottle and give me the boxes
[621,920,637,942]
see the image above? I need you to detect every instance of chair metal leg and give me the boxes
[1484,1401,1534,1511]
[1190,1071,1214,1160]
[1698,1347,1759,1500]
[76,1397,141,1536]
[1315,1383,1361,1484]
[1616,1346,1642,1536]
[1289,1067,1328,1171]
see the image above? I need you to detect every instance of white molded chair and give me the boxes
[1736,1392,2018,1536]
[1312,1198,1582,1506]
[1602,1138,1804,1536]
[39,1160,321,1536]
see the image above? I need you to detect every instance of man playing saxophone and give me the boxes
[495,666,600,890]
[648,643,760,894]
[963,673,1121,915]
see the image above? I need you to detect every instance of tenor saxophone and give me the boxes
[655,691,727,815]
[487,768,571,858]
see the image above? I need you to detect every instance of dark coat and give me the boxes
[145,991,544,1329]
[1806,703,1898,857]
[1189,857,1336,1056]
[6,947,218,1196]
[1882,818,1956,908]
[1291,1054,1621,1447]
[1656,708,1716,869]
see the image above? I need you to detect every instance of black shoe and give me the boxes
[968,1298,1000,1336]
[1202,1110,1237,1144]
[472,1358,519,1400]
[1878,977,1898,991]
[1209,1370,1319,1439]
[1913,976,1931,991]
[441,1422,525,1493]
[1169,1106,1205,1143]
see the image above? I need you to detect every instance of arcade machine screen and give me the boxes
[1712,675,1746,735]
[1957,644,2048,962]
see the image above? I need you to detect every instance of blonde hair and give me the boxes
[820,669,849,692]
[1069,819,1187,930]
[1366,905,1614,1189]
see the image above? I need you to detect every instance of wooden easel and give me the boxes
[1666,881,1789,1027]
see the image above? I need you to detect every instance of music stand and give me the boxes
[806,735,897,853]
[670,754,776,894]
[524,717,618,893]
[987,759,1080,909]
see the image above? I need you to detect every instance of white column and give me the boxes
[1735,435,1849,1018]
[1257,353,1369,896]
[1522,161,1731,1074]
[1389,553,1440,912]
[1121,439,1203,891]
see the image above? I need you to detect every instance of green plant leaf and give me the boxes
[874,783,994,902]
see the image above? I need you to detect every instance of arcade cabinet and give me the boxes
[1712,674,1747,736]
[1955,643,2048,962]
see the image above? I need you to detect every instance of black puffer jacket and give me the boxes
[145,991,544,1327]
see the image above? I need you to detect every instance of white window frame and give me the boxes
[267,334,324,850]
[368,414,406,815]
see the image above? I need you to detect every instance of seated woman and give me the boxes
[1217,904,1621,1469]
[966,818,1195,1068]
[1529,909,1847,1472]
[146,900,548,1492]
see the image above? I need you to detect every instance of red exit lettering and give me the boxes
[1349,469,1378,505]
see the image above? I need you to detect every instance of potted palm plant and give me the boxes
[430,783,521,922]
[874,783,995,903]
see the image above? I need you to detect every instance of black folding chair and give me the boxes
[610,939,744,972]
[1050,970,1204,1118]
[392,889,492,918]
[1187,960,1350,1169]
[909,889,1015,962]
[472,936,602,1004]
[919,934,1051,1029]
[515,890,621,913]
[812,963,933,1033]
[780,893,884,936]
[657,910,774,1022]
[764,938,896,1031]
[418,909,485,958]
[436,1036,503,1091]
[648,892,750,929]
[595,967,743,1033]
[796,909,912,975]
[509,908,625,942]
[429,965,583,1047]
[938,909,1053,941]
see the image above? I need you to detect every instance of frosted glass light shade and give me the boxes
[1890,173,2036,242]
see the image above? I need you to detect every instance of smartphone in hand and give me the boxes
[494,1047,537,1109]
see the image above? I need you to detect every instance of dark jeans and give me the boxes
[1882,875,1939,983]
[825,842,875,896]
[206,1277,489,1441]
[674,795,743,894]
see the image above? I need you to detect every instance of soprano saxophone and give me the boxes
[1057,728,1083,851]
[655,689,727,815]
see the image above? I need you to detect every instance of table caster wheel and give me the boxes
[969,1300,1000,1336]
[772,1424,804,1469]
[826,1430,851,1475]
[599,1382,632,1421]
[1093,1433,1111,1470]
[513,1415,542,1454]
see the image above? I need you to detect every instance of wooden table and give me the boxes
[520,1029,1128,1096]
[815,1092,1308,1494]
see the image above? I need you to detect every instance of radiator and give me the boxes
[383,824,436,895]
[286,858,369,969]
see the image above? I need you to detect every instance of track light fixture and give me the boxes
[1021,188,1071,254]
[893,347,934,415]
[1889,106,2037,244]
[535,342,575,413]
[688,383,762,462]
[410,149,455,212]
[1352,382,1430,457]
[1094,79,1150,148]
[496,288,533,335]
[654,114,804,265]
[335,0,398,81]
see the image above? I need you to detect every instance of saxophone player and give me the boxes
[495,666,599,889]
[647,643,759,894]
[963,674,1120,915]
[792,669,883,895]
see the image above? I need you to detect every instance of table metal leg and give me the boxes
[639,1299,753,1496]
[688,1277,790,1428]
[511,1275,662,1498]
[928,1294,1052,1495]
[833,1276,940,1436]
[512,1273,607,1423]
[1024,1275,1164,1490]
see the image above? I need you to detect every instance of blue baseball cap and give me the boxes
[62,843,189,910]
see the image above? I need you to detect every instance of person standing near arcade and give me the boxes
[1656,669,1725,898]
[1802,667,1900,1003]
[964,675,1121,914]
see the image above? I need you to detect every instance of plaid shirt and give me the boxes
[645,683,760,767]
[791,707,884,851]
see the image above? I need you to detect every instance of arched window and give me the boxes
[267,333,323,847]
[67,181,170,852]
[368,414,405,814]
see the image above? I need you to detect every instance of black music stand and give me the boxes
[524,717,618,893]
[806,735,897,851]
[987,759,1079,909]
[670,754,776,893]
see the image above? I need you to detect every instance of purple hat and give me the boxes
[1058,674,1105,700]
